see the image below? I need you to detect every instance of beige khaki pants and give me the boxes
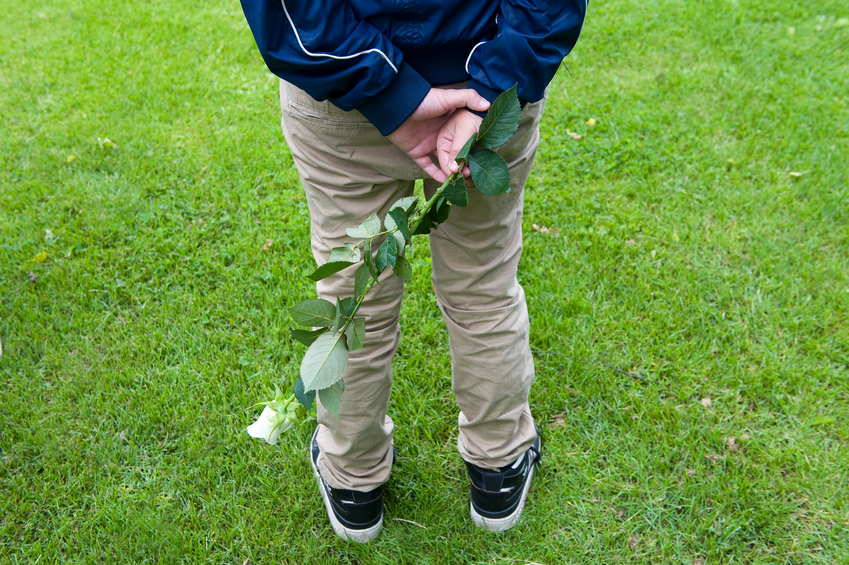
[280,81,544,491]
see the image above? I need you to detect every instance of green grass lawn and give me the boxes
[1,0,847,562]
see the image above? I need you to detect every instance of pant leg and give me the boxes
[425,97,546,470]
[280,81,419,491]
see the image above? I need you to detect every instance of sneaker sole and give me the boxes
[470,456,537,532]
[310,450,383,543]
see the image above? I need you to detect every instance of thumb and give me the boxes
[433,89,491,114]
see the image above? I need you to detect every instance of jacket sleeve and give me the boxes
[466,0,587,105]
[240,0,431,135]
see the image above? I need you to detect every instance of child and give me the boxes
[240,0,586,542]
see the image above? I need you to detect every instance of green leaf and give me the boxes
[345,212,382,239]
[442,175,469,207]
[387,208,411,243]
[294,377,316,410]
[393,255,413,282]
[436,202,451,224]
[469,147,510,195]
[393,231,406,257]
[456,132,477,163]
[345,317,365,352]
[476,84,521,149]
[290,299,336,327]
[364,213,381,235]
[354,263,370,300]
[383,208,408,257]
[390,196,420,215]
[307,261,358,282]
[345,226,367,239]
[363,238,380,281]
[291,326,328,346]
[301,330,349,392]
[333,297,344,331]
[375,234,397,272]
[340,297,357,318]
[412,214,433,236]
[429,197,451,226]
[333,296,358,331]
[318,379,345,419]
[328,243,361,263]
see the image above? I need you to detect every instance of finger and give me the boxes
[415,155,447,183]
[435,89,491,114]
[447,126,473,171]
[436,128,454,176]
[449,134,466,164]
[463,91,491,113]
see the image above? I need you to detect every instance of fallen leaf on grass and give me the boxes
[242,559,251,565]
[700,397,712,409]
[549,413,566,428]
[66,155,76,163]
[628,535,639,550]
[29,252,48,263]
[788,171,809,177]
[705,453,726,463]
[262,239,273,251]
[694,558,705,565]
[686,468,696,477]
[565,129,582,140]
[532,224,561,237]
[726,436,740,452]
[586,118,597,126]
[28,272,37,283]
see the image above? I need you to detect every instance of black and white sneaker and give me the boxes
[466,433,541,532]
[310,428,384,543]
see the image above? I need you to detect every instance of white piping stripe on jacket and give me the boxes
[280,0,398,73]
[465,40,488,74]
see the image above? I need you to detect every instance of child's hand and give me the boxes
[388,89,489,182]
[435,109,483,180]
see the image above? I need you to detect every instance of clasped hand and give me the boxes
[387,88,487,183]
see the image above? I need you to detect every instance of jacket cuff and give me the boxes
[467,80,503,106]
[358,62,431,136]
[467,80,528,114]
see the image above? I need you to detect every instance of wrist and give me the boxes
[357,62,431,136]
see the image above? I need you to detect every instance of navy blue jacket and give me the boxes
[240,0,586,135]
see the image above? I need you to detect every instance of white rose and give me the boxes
[247,405,293,445]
